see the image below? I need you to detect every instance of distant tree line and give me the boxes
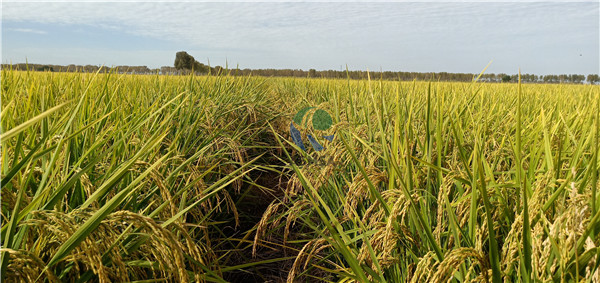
[1,63,163,75]
[3,57,599,85]
[0,63,206,76]
[226,68,599,84]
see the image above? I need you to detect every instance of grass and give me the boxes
[1,68,599,282]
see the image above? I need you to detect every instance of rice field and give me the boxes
[1,69,599,282]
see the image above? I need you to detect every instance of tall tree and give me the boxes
[174,51,209,73]
[174,51,195,70]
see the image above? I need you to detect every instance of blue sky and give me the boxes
[2,1,599,75]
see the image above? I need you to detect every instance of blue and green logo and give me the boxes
[290,107,334,151]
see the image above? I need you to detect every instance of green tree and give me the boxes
[571,74,585,84]
[174,51,195,70]
[213,66,224,75]
[174,51,209,73]
[192,61,208,73]
[502,75,511,83]
[36,65,53,72]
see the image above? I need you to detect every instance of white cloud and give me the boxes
[3,2,596,47]
[2,2,598,73]
[6,28,47,34]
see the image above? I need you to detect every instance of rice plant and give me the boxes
[258,76,600,282]
[2,68,599,282]
[1,69,280,281]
